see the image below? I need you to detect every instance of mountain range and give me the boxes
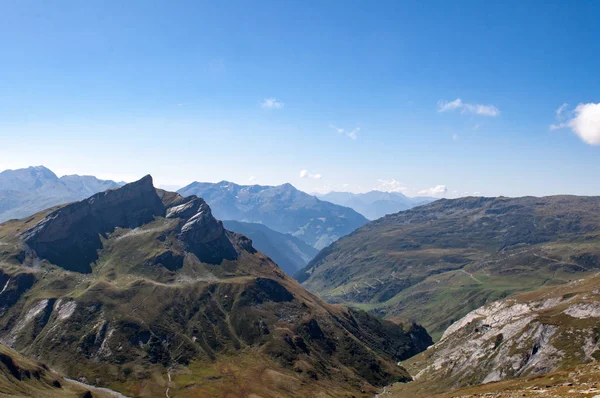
[2,172,600,396]
[0,166,122,223]
[316,190,436,220]
[298,195,600,339]
[0,176,431,397]
[178,181,368,249]
[0,167,370,274]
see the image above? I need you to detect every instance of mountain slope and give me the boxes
[0,343,124,397]
[0,176,431,398]
[388,273,600,397]
[223,220,318,276]
[317,191,436,220]
[0,166,121,222]
[178,181,368,249]
[298,196,600,339]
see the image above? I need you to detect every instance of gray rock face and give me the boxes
[407,274,600,391]
[174,197,238,264]
[23,175,165,272]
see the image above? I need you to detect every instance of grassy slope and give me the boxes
[299,196,600,339]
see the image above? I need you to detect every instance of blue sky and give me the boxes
[1,1,599,197]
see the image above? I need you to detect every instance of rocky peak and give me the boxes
[167,195,239,264]
[23,175,165,273]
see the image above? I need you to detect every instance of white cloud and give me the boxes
[330,124,359,140]
[438,98,500,117]
[549,102,600,145]
[418,185,448,196]
[299,169,322,180]
[438,98,463,112]
[452,133,459,141]
[248,176,256,182]
[375,178,408,193]
[260,98,284,109]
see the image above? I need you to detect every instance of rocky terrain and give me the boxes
[178,181,368,249]
[385,272,600,397]
[298,196,600,339]
[223,220,318,276]
[387,361,600,397]
[0,176,431,397]
[0,166,122,223]
[317,190,435,220]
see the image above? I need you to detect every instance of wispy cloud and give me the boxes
[260,98,284,109]
[330,124,359,140]
[555,103,569,119]
[438,98,500,117]
[375,178,407,193]
[549,102,600,145]
[299,169,322,180]
[418,185,448,196]
[248,176,256,182]
[452,133,459,141]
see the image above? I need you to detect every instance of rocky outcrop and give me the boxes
[168,196,238,264]
[22,176,165,272]
[399,273,600,394]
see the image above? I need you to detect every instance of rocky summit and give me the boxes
[0,176,431,398]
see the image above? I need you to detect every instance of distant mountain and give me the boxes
[59,174,122,197]
[223,220,318,276]
[298,195,600,339]
[317,190,436,220]
[0,166,121,222]
[0,176,431,397]
[178,181,368,249]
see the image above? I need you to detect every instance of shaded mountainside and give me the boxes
[298,196,600,339]
[0,166,122,223]
[388,273,600,397]
[0,176,431,398]
[317,191,436,220]
[223,220,318,276]
[178,181,368,249]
